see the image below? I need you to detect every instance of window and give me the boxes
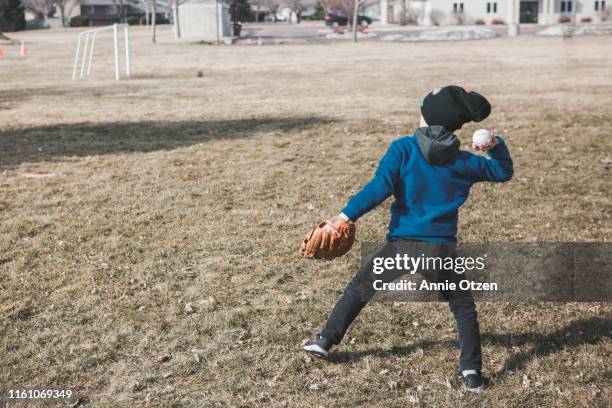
[453,2,464,13]
[493,2,497,12]
[595,0,599,11]
[105,5,117,15]
[486,2,498,13]
[453,3,457,13]
[567,0,572,11]
[487,2,491,13]
[86,5,95,14]
[561,1,566,12]
[603,0,606,10]
[460,3,464,12]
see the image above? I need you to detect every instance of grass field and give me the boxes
[1,26,611,407]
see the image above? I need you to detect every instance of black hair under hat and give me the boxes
[420,86,491,132]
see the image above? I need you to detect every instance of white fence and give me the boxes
[72,23,131,81]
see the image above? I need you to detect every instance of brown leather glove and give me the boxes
[299,218,356,260]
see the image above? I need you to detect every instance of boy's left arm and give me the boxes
[335,141,403,223]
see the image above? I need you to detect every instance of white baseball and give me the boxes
[472,129,492,147]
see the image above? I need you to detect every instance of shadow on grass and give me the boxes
[328,317,611,378]
[0,116,334,168]
[484,316,612,379]
[0,88,32,112]
[329,337,453,364]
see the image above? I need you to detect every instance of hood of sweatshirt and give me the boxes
[415,126,460,165]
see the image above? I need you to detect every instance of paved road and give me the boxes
[240,22,547,40]
[241,22,325,39]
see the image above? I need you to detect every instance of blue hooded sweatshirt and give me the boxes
[341,126,513,242]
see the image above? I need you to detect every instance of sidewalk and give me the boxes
[237,21,612,44]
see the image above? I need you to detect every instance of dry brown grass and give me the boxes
[0,26,611,407]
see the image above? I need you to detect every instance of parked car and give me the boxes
[324,13,372,27]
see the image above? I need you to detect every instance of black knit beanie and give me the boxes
[420,86,491,132]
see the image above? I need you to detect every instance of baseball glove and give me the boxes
[299,218,356,260]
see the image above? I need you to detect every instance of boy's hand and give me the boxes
[322,214,349,235]
[299,216,356,261]
[473,135,498,152]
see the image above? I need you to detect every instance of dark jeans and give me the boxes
[320,239,482,371]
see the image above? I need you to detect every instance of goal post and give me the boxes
[72,23,131,81]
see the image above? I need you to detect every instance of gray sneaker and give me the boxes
[303,334,332,359]
[462,371,485,393]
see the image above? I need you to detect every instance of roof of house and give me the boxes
[80,0,170,8]
[80,0,116,5]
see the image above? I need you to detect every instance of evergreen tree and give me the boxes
[0,0,26,32]
[312,1,325,20]
[229,0,254,23]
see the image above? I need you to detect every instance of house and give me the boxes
[80,0,171,26]
[24,0,80,28]
[380,0,608,26]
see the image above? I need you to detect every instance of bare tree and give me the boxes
[112,0,131,23]
[53,0,77,26]
[429,8,445,26]
[452,10,465,25]
[151,0,157,43]
[397,0,418,25]
[267,0,280,19]
[350,0,361,41]
[571,0,578,24]
[22,0,54,21]
[285,0,316,23]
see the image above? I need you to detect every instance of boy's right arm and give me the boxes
[340,141,403,222]
[468,136,514,183]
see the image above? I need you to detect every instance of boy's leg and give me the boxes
[320,242,400,345]
[447,290,484,392]
[319,268,372,344]
[448,297,482,371]
[440,266,482,371]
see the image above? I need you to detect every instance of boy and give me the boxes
[302,85,514,393]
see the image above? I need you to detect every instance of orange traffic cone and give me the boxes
[20,41,27,57]
[0,47,4,59]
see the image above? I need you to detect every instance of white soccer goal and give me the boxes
[72,23,131,81]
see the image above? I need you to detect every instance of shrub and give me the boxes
[398,3,420,26]
[491,18,505,24]
[475,19,485,25]
[139,15,146,25]
[308,2,325,21]
[453,12,466,25]
[558,16,572,23]
[127,16,139,25]
[580,16,592,23]
[600,9,610,21]
[429,9,445,26]
[229,0,254,23]
[69,15,90,27]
